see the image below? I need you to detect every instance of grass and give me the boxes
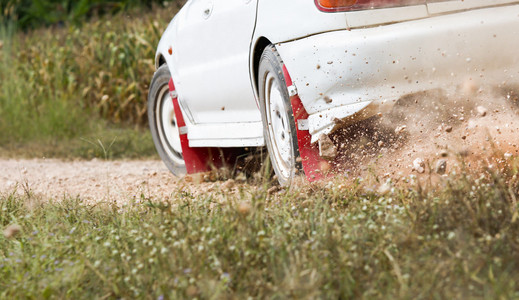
[0,124,156,160]
[2,156,519,298]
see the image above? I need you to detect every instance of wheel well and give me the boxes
[252,37,273,93]
[156,54,166,69]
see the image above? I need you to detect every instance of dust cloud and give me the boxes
[327,83,519,183]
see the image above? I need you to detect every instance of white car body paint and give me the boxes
[157,0,263,147]
[156,0,519,147]
[276,4,519,141]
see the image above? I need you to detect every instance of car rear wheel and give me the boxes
[148,65,186,176]
[258,45,301,186]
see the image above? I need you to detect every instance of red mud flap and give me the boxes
[282,65,333,182]
[169,79,241,174]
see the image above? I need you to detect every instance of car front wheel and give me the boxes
[148,65,186,176]
[258,45,301,186]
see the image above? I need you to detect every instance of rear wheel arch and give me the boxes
[252,37,273,94]
[155,54,167,70]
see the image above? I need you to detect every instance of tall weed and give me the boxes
[0,6,176,157]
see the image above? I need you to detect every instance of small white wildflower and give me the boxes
[137,263,144,269]
[447,232,456,240]
[173,241,181,248]
[131,268,138,274]
[124,276,131,282]
[93,260,101,268]
[257,230,266,237]
[103,242,111,247]
[198,245,204,252]
[112,250,118,255]
[161,247,168,254]
[327,217,335,224]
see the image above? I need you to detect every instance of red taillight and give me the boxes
[315,0,425,12]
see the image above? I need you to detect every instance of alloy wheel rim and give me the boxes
[265,72,293,180]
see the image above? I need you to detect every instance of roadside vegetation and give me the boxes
[1,0,183,30]
[2,155,519,298]
[0,1,184,159]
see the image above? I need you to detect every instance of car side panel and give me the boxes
[253,1,348,45]
[160,0,260,125]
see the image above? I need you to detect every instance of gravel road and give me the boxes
[0,159,182,204]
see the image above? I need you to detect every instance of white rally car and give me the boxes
[148,0,519,185]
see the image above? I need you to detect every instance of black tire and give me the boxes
[258,45,301,186]
[148,65,186,176]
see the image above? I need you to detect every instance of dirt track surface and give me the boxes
[0,159,182,204]
[2,88,519,202]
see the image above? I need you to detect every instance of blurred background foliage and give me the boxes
[1,0,183,30]
[0,0,185,158]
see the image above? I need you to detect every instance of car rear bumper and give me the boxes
[276,5,519,142]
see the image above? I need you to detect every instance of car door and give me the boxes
[173,0,260,124]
